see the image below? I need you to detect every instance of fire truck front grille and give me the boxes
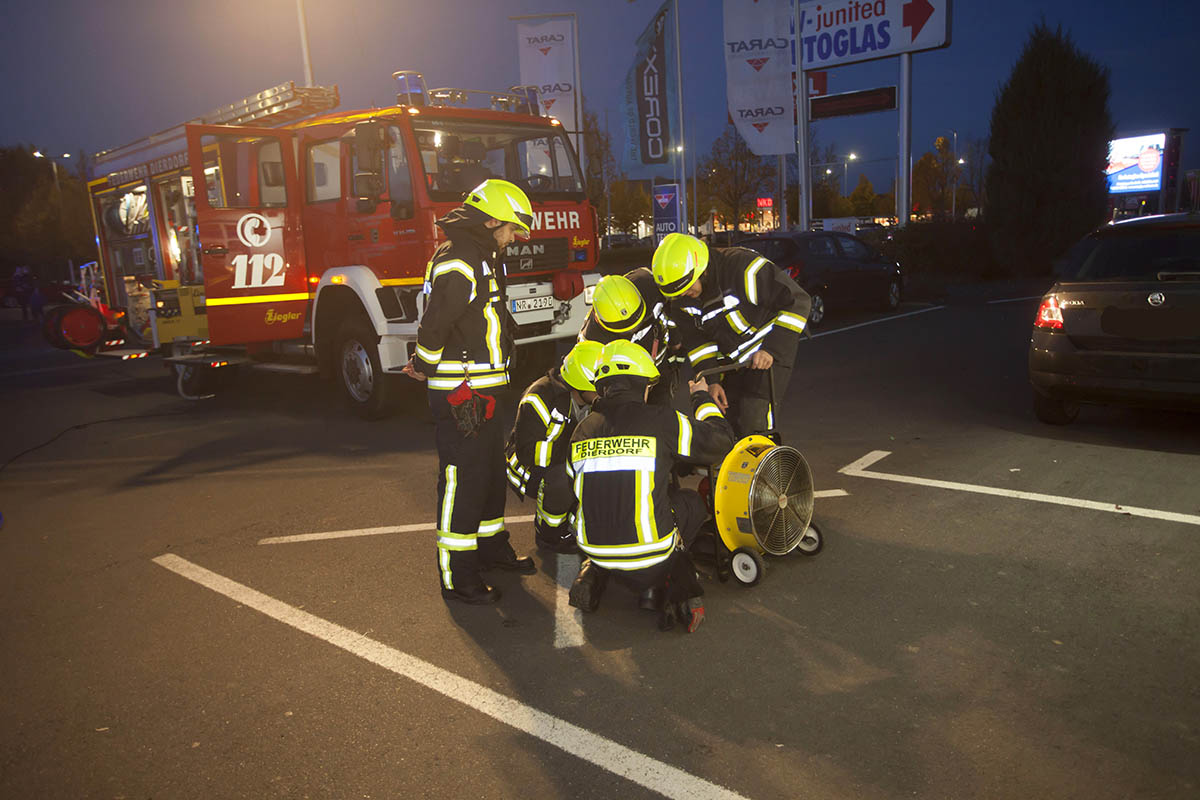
[503,237,568,275]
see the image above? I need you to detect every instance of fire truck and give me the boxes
[82,72,599,416]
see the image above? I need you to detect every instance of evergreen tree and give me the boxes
[985,22,1113,274]
[849,174,877,217]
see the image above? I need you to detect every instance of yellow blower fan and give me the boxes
[711,435,824,586]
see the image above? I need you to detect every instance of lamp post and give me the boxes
[953,157,965,220]
[948,129,958,219]
[843,152,857,196]
[34,151,74,281]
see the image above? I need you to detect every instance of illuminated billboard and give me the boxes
[1107,133,1165,194]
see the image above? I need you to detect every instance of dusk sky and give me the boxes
[2,0,1196,194]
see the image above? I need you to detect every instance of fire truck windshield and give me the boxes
[412,118,583,202]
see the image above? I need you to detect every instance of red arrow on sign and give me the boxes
[903,0,934,40]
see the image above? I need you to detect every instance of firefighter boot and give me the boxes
[534,519,579,554]
[638,586,662,612]
[480,537,537,574]
[568,559,607,612]
[441,582,502,605]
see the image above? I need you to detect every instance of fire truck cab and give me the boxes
[86,72,599,416]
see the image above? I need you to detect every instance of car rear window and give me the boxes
[1074,228,1200,281]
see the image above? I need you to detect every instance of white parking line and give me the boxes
[554,553,585,649]
[152,554,748,800]
[808,305,944,339]
[259,515,538,545]
[839,450,1200,527]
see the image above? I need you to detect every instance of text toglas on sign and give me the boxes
[796,0,950,70]
[1107,133,1166,194]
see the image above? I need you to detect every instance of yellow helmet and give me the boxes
[596,339,660,383]
[560,340,602,392]
[651,232,709,297]
[592,274,646,333]
[463,178,534,239]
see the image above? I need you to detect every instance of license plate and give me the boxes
[512,296,554,313]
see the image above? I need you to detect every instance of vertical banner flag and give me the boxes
[517,18,580,144]
[621,0,679,171]
[723,0,796,156]
[652,183,682,244]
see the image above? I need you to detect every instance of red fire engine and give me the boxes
[81,72,599,416]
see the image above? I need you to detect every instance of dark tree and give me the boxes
[985,22,1113,274]
[700,125,774,233]
[580,105,618,236]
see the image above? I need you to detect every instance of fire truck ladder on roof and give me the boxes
[392,70,542,116]
[92,82,340,175]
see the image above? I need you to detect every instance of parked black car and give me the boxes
[739,231,903,327]
[1028,213,1200,424]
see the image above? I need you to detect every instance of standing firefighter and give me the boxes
[565,340,735,632]
[652,233,811,436]
[402,179,537,604]
[506,340,602,553]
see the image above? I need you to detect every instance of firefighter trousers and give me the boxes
[430,388,512,591]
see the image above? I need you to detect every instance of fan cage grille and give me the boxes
[748,445,814,555]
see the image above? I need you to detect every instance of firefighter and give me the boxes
[581,270,687,406]
[579,270,670,356]
[564,339,735,633]
[651,232,812,437]
[401,178,537,605]
[505,339,602,554]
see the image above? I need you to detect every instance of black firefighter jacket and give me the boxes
[565,383,734,572]
[506,369,577,496]
[413,207,512,391]
[674,246,811,371]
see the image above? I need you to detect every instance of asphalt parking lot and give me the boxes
[2,295,1199,799]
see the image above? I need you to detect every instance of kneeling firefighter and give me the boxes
[564,340,735,632]
[505,340,602,553]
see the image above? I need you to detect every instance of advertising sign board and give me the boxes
[810,86,897,120]
[723,0,796,156]
[1107,133,1166,194]
[822,217,857,233]
[653,183,682,244]
[621,0,678,170]
[796,0,950,70]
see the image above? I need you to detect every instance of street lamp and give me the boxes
[843,152,857,195]
[953,155,966,220]
[33,151,73,280]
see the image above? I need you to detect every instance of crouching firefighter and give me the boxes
[505,340,602,553]
[563,340,735,632]
[402,179,538,605]
[652,233,812,437]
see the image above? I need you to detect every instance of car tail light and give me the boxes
[1034,295,1064,330]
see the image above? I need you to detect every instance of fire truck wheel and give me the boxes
[176,364,216,400]
[336,318,394,419]
[57,304,107,351]
[42,306,72,349]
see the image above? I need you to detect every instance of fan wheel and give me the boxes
[747,445,814,555]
